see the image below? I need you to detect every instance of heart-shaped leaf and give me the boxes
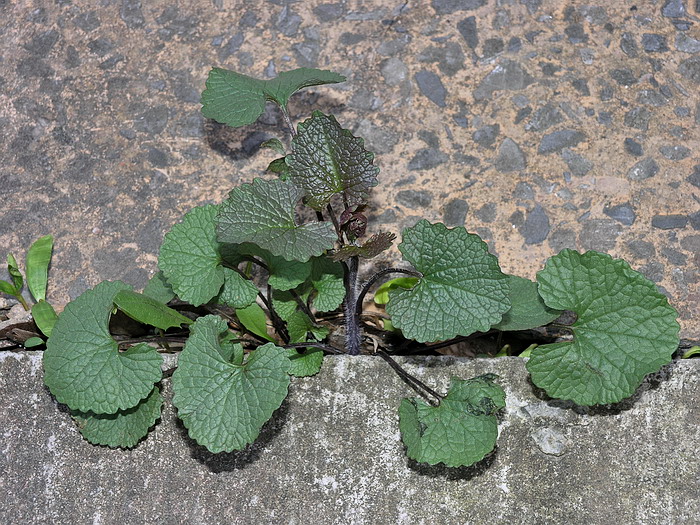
[493,275,561,331]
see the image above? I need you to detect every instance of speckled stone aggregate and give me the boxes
[1,0,698,338]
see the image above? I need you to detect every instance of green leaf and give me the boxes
[217,178,336,263]
[286,111,379,210]
[399,374,506,468]
[310,256,345,312]
[113,290,193,330]
[286,311,329,343]
[386,221,510,343]
[25,235,53,302]
[201,67,345,128]
[31,299,58,337]
[0,279,18,295]
[72,386,163,448]
[493,275,562,331]
[373,277,419,306]
[172,316,291,452]
[236,303,273,341]
[267,157,291,180]
[285,347,324,377]
[159,204,225,306]
[260,138,286,156]
[331,232,396,262]
[238,243,312,291]
[43,281,163,413]
[143,271,176,304]
[527,250,680,405]
[24,336,44,348]
[217,267,259,309]
[682,346,700,359]
[7,253,23,292]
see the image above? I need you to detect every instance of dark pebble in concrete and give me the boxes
[526,103,564,132]
[313,3,345,22]
[627,157,659,180]
[431,0,486,15]
[475,203,497,223]
[561,149,593,176]
[652,215,689,229]
[603,202,636,225]
[494,138,526,173]
[642,34,670,53]
[120,0,145,29]
[134,105,169,135]
[519,204,550,245]
[676,33,700,53]
[579,219,623,251]
[610,68,637,86]
[407,148,448,170]
[396,189,433,209]
[624,107,652,130]
[538,129,586,155]
[687,211,700,230]
[627,239,656,258]
[662,0,687,18]
[659,145,691,160]
[443,198,469,227]
[624,138,643,156]
[679,56,700,84]
[457,16,478,49]
[414,70,447,107]
[620,32,638,57]
[473,124,500,148]
[688,165,700,188]
[661,247,687,266]
[637,89,669,107]
[640,261,665,282]
[473,60,533,101]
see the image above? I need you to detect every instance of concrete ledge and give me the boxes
[1,351,698,524]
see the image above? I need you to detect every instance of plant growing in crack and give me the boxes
[39,67,680,467]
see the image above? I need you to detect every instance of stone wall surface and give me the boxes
[1,351,699,524]
[0,0,699,339]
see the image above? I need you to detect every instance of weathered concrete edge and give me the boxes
[1,351,699,525]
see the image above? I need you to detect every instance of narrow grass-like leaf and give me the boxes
[31,299,58,337]
[217,178,336,263]
[399,374,506,467]
[143,271,176,304]
[113,290,193,330]
[527,250,680,405]
[286,111,379,210]
[72,386,163,448]
[26,235,53,302]
[387,221,510,343]
[493,275,561,331]
[43,281,163,414]
[24,337,44,348]
[7,254,23,291]
[172,316,290,452]
[373,277,419,306]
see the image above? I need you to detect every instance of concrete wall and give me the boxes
[2,351,698,524]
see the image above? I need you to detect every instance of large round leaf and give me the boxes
[43,281,163,414]
[386,220,510,342]
[527,250,680,405]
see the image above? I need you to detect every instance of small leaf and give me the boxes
[285,310,329,343]
[399,374,506,468]
[217,267,259,309]
[24,336,45,348]
[113,290,193,330]
[267,157,291,180]
[201,67,344,128]
[26,235,53,302]
[43,281,163,414]
[682,346,700,359]
[527,250,680,405]
[217,178,336,263]
[236,303,274,341]
[492,275,562,331]
[286,111,379,210]
[7,254,23,292]
[260,138,286,155]
[172,316,291,453]
[285,347,324,377]
[31,299,58,337]
[386,221,510,343]
[143,271,176,304]
[238,243,312,291]
[310,256,345,312]
[373,277,419,306]
[159,204,224,306]
[0,279,18,295]
[331,232,396,262]
[72,386,163,448]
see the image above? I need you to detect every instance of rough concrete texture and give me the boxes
[0,1,698,339]
[1,351,698,524]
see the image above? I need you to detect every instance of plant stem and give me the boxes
[16,294,30,311]
[258,288,289,344]
[284,342,345,355]
[326,203,343,244]
[376,350,443,406]
[355,267,422,311]
[343,256,362,355]
[280,105,297,138]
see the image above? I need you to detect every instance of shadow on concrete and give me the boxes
[177,397,291,473]
[406,448,498,481]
